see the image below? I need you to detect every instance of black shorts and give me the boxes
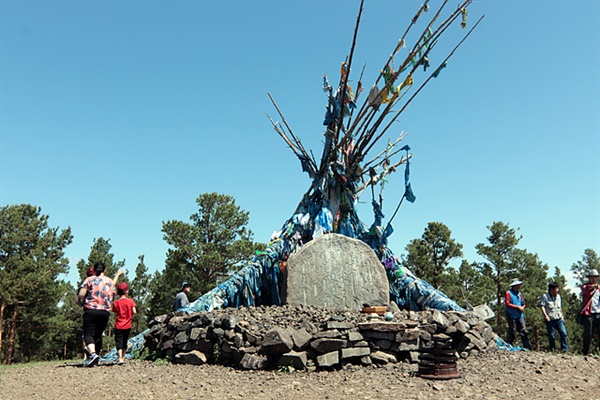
[114,328,131,350]
[82,309,110,348]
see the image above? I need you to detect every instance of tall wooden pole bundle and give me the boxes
[184,0,484,315]
[268,0,483,252]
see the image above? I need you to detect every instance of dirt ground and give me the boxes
[1,351,599,400]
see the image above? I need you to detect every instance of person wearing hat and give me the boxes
[112,282,137,365]
[540,282,568,352]
[173,281,191,311]
[580,269,600,355]
[504,278,532,350]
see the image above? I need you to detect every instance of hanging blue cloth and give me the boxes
[401,145,416,203]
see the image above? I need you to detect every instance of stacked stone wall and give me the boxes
[144,305,498,371]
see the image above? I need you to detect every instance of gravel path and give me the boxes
[1,351,599,400]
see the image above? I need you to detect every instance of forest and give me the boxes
[0,194,598,364]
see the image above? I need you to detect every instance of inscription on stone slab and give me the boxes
[282,233,389,309]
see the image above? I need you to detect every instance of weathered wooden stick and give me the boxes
[356,154,410,193]
[360,6,479,158]
[361,132,409,171]
[367,14,485,150]
[268,93,317,171]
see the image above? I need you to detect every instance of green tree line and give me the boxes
[1,196,598,363]
[402,221,599,354]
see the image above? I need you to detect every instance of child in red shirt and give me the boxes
[112,282,137,365]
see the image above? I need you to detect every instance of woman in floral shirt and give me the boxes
[77,261,122,367]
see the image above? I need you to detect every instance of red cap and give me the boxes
[117,282,129,292]
[86,267,95,277]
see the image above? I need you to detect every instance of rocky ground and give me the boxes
[1,351,599,400]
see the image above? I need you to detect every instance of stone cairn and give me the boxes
[144,304,497,371]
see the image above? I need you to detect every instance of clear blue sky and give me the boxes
[1,1,598,289]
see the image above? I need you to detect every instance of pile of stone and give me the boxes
[143,304,498,371]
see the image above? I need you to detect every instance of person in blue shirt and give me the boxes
[505,279,532,350]
[173,281,191,311]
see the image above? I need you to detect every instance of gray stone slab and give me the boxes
[291,328,312,350]
[357,322,406,332]
[310,338,347,354]
[316,351,340,367]
[347,331,364,342]
[340,346,371,359]
[282,233,389,310]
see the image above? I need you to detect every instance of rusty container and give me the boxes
[418,334,460,380]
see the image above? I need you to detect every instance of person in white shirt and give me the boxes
[540,282,568,352]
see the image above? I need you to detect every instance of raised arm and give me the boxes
[113,269,124,284]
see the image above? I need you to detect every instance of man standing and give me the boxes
[505,279,532,350]
[540,282,568,352]
[173,281,191,311]
[581,269,600,355]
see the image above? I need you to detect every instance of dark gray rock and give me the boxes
[373,339,392,350]
[240,346,259,355]
[174,331,189,345]
[310,338,346,354]
[291,328,312,350]
[174,350,207,365]
[395,340,419,351]
[431,310,448,329]
[177,321,192,332]
[371,350,398,364]
[239,353,269,370]
[177,342,194,351]
[396,328,420,343]
[244,330,260,345]
[221,316,237,330]
[314,329,343,339]
[360,331,395,341]
[357,322,407,332]
[277,350,308,370]
[347,331,364,342]
[224,329,236,341]
[189,327,204,341]
[150,315,167,326]
[360,356,373,365]
[326,321,355,330]
[261,327,294,355]
[159,339,174,351]
[454,319,470,334]
[167,316,185,330]
[195,339,213,353]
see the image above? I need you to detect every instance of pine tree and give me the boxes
[402,222,463,290]
[571,248,600,287]
[130,255,151,333]
[76,237,125,282]
[161,192,266,296]
[0,204,73,364]
[475,221,522,330]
